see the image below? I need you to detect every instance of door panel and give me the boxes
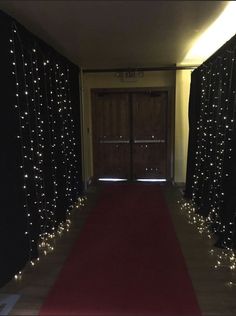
[93,92,130,142]
[132,92,167,140]
[132,143,166,179]
[94,143,130,179]
[132,92,168,179]
[92,92,130,179]
[92,90,170,181]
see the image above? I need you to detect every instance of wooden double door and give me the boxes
[92,89,171,182]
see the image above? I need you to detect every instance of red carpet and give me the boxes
[40,184,201,316]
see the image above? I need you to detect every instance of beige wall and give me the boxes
[81,70,191,184]
[174,69,191,183]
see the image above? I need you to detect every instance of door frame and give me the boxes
[91,87,175,182]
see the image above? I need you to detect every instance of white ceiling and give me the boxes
[0,1,228,69]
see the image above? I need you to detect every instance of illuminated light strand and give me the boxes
[32,46,49,241]
[182,52,236,284]
[54,64,71,216]
[37,197,86,256]
[42,58,57,229]
[29,49,47,242]
[10,24,84,281]
[48,59,60,230]
[66,67,81,199]
[65,68,80,207]
[191,54,236,245]
[31,47,47,236]
[42,57,58,233]
[63,68,77,205]
[178,199,236,275]
[11,24,33,257]
[48,60,60,227]
[28,50,43,251]
[14,271,22,281]
[20,40,47,257]
[15,196,87,279]
[57,66,73,210]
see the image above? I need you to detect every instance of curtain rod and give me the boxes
[82,65,198,73]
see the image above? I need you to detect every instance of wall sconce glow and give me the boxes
[182,2,236,65]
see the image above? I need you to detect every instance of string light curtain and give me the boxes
[185,33,236,251]
[0,11,83,286]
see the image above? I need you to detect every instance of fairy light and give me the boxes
[181,44,236,279]
[55,64,71,213]
[11,24,33,258]
[66,67,82,200]
[48,59,60,228]
[14,271,22,281]
[9,22,84,280]
[179,199,236,275]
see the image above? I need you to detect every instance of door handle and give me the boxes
[99,140,130,144]
[133,139,165,143]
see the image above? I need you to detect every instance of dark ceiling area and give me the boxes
[0,1,228,69]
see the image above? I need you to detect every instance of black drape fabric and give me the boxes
[0,11,30,287]
[0,10,83,286]
[185,33,236,248]
[185,70,201,199]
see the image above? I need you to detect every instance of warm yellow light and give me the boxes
[182,2,236,65]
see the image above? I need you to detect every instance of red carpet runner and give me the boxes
[40,184,201,316]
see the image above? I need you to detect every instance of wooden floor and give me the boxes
[1,184,236,316]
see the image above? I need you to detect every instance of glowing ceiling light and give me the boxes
[182,2,236,65]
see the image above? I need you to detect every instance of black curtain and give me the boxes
[0,10,83,286]
[185,34,236,249]
[185,70,201,199]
